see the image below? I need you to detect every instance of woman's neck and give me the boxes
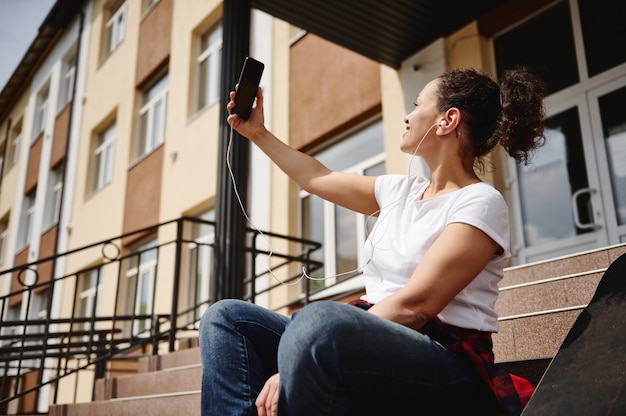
[423,164,480,199]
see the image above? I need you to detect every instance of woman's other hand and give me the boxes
[256,372,280,416]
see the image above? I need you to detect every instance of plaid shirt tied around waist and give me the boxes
[348,299,534,416]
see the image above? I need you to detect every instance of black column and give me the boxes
[213,0,251,301]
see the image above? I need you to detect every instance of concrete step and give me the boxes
[95,363,201,400]
[493,245,626,362]
[137,346,200,372]
[493,308,580,362]
[500,248,615,287]
[495,269,601,318]
[48,391,200,416]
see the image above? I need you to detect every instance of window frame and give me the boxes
[142,0,159,14]
[104,1,127,57]
[91,122,116,193]
[7,121,22,170]
[18,190,36,249]
[124,239,158,336]
[298,120,385,295]
[33,83,50,141]
[43,163,64,230]
[75,269,102,330]
[196,24,223,112]
[137,73,169,159]
[186,211,215,322]
[58,47,77,110]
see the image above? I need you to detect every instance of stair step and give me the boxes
[492,246,626,362]
[137,346,200,372]
[49,391,200,416]
[500,248,614,287]
[494,307,581,362]
[95,363,201,400]
[495,269,602,317]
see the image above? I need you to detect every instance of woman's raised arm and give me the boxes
[227,88,379,216]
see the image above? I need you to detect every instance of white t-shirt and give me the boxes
[361,174,510,332]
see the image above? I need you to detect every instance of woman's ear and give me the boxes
[442,107,461,129]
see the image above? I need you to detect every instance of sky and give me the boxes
[0,0,56,91]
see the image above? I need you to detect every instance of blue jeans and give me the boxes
[200,299,491,415]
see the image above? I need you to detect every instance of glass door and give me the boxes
[510,74,626,264]
[510,95,608,264]
[588,77,626,244]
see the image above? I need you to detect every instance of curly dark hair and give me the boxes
[436,67,545,169]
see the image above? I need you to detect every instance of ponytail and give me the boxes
[496,68,546,164]
[437,67,546,168]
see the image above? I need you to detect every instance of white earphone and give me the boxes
[439,120,447,127]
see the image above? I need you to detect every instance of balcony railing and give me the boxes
[0,217,323,414]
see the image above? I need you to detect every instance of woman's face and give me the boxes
[401,78,442,155]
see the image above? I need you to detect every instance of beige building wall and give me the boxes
[61,0,143,325]
[160,0,221,221]
[0,94,29,299]
[156,0,222,315]
[68,0,141,253]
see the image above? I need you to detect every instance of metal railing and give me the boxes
[0,217,323,414]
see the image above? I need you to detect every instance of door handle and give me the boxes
[571,187,601,230]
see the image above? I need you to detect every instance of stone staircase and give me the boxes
[48,338,202,415]
[493,244,626,385]
[47,244,626,415]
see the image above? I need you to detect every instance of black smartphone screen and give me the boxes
[232,57,264,120]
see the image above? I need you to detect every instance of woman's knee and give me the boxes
[199,299,248,337]
[295,301,356,330]
[278,302,357,363]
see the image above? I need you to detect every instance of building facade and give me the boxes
[0,0,624,411]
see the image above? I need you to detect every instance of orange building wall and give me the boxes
[290,34,382,151]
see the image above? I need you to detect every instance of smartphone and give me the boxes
[232,57,264,120]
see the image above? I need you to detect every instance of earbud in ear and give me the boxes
[439,120,447,127]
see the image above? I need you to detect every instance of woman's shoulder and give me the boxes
[457,181,504,200]
[375,174,428,198]
[452,182,508,214]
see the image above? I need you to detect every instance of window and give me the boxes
[197,25,222,111]
[104,1,126,56]
[300,121,385,292]
[18,190,36,249]
[1,304,21,346]
[58,47,76,109]
[27,290,49,335]
[123,240,157,336]
[75,269,101,329]
[494,1,578,96]
[578,0,626,77]
[494,0,625,95]
[91,122,116,192]
[138,73,168,158]
[143,0,159,14]
[187,211,215,323]
[0,216,8,266]
[494,0,626,263]
[7,120,22,170]
[43,163,64,229]
[33,84,50,140]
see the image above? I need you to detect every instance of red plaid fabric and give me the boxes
[420,318,534,416]
[348,299,534,415]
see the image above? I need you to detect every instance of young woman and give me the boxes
[200,67,545,416]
